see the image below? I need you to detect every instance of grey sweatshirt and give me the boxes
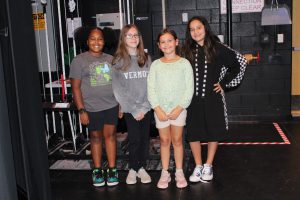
[112,55,151,118]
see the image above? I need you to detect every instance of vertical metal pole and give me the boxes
[162,0,166,29]
[127,0,130,24]
[226,0,232,47]
[131,0,134,24]
[68,111,77,151]
[119,0,123,28]
[43,3,56,133]
[57,0,67,95]
[122,0,126,25]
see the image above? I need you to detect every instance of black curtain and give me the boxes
[0,33,18,200]
[0,0,51,199]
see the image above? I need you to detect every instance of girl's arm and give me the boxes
[71,79,89,125]
[179,60,194,108]
[133,56,153,120]
[168,106,183,120]
[218,45,247,90]
[169,60,194,119]
[147,62,168,121]
[154,106,168,121]
[69,56,89,125]
[112,67,137,115]
[147,62,160,109]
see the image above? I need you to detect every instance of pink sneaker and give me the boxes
[175,171,188,188]
[157,170,171,189]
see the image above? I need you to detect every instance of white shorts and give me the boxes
[154,109,187,129]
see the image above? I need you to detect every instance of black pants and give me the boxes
[124,112,151,171]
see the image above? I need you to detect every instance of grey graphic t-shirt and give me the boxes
[69,51,118,112]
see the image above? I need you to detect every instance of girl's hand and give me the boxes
[118,105,123,118]
[135,112,145,121]
[168,106,183,120]
[119,111,124,119]
[213,83,223,93]
[80,112,89,125]
[154,107,168,121]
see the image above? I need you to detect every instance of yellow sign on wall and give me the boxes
[33,12,45,30]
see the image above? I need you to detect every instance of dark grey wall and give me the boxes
[80,0,292,119]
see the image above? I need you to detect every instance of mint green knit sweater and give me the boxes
[147,57,194,113]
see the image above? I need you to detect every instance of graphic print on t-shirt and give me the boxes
[89,62,112,86]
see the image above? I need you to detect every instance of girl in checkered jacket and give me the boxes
[182,16,247,183]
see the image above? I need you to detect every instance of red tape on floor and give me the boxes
[201,123,291,145]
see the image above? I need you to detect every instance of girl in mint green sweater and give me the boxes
[147,29,194,189]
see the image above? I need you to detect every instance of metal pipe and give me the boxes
[131,0,134,24]
[57,0,67,95]
[68,111,76,151]
[119,0,123,28]
[122,0,126,25]
[68,0,77,58]
[42,3,56,133]
[63,0,71,67]
[127,0,130,24]
[226,0,232,47]
[162,0,166,29]
[34,4,46,100]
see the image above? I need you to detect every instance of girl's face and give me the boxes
[189,19,206,46]
[158,33,178,55]
[87,29,105,55]
[125,27,140,49]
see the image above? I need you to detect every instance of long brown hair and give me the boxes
[112,24,148,70]
[182,16,218,63]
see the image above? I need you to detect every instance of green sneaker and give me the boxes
[92,168,105,187]
[106,168,119,186]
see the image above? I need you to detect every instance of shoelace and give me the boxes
[108,169,117,178]
[129,170,136,177]
[161,173,169,181]
[93,170,103,179]
[139,169,147,177]
[96,173,103,179]
[176,172,185,180]
[193,167,202,176]
[202,166,211,175]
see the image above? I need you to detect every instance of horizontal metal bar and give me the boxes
[293,47,300,51]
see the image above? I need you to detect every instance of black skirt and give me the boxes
[186,94,229,142]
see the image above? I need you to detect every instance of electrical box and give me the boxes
[96,13,122,30]
[182,13,188,22]
[277,34,284,43]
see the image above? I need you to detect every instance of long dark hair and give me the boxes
[156,28,180,56]
[182,16,218,63]
[112,24,148,71]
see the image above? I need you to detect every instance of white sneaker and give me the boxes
[189,165,205,183]
[157,170,171,189]
[175,170,188,188]
[202,164,213,181]
[137,167,151,183]
[126,169,137,184]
